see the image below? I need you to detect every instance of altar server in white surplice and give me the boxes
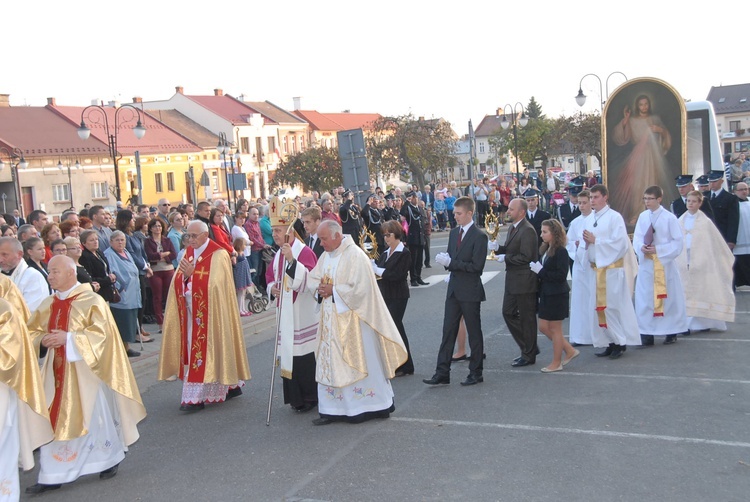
[633,185,688,346]
[566,189,595,346]
[582,185,640,360]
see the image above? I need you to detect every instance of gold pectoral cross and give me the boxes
[194,268,209,280]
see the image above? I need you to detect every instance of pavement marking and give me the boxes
[390,416,750,449]
[480,368,750,385]
[683,337,750,342]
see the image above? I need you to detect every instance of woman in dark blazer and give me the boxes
[79,229,117,303]
[530,219,578,373]
[372,219,414,376]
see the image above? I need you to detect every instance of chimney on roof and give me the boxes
[293,97,301,111]
[133,97,143,103]
[175,86,184,94]
[214,88,223,97]
[496,108,502,116]
[418,116,425,121]
[47,97,56,106]
[0,94,9,107]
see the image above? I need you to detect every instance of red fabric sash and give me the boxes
[47,295,77,430]
[176,246,214,383]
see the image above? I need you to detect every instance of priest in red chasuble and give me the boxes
[158,220,251,412]
[25,256,146,494]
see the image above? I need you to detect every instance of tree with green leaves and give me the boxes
[271,146,342,193]
[366,114,457,188]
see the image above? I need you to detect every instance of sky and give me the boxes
[4,0,743,138]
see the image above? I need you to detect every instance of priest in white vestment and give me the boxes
[632,186,688,345]
[302,220,407,425]
[566,189,594,345]
[582,185,640,359]
[676,190,736,331]
[25,256,146,495]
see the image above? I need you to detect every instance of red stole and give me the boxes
[174,244,216,383]
[48,295,77,430]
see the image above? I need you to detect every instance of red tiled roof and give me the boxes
[50,105,201,155]
[474,114,504,137]
[0,106,110,157]
[185,95,271,125]
[292,110,381,131]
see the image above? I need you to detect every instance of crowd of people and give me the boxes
[1,169,749,498]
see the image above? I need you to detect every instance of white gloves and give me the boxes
[496,254,506,263]
[370,259,384,277]
[435,252,451,267]
[529,261,543,274]
[488,240,499,251]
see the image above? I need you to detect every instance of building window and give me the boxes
[479,142,485,154]
[155,173,163,193]
[267,136,276,154]
[460,167,466,178]
[53,184,70,202]
[299,135,305,151]
[211,173,219,191]
[291,136,296,154]
[241,137,250,154]
[91,181,107,199]
[730,120,742,132]
[736,141,750,152]
[283,136,288,154]
[167,172,175,192]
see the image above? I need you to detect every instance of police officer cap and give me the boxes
[384,194,395,201]
[524,188,540,198]
[708,170,725,182]
[569,176,585,187]
[569,186,583,196]
[675,174,694,187]
[343,189,352,198]
[695,174,709,186]
[405,190,417,198]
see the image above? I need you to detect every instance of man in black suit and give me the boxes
[338,190,362,244]
[382,194,400,222]
[490,198,540,366]
[423,196,488,386]
[401,191,427,286]
[558,189,581,229]
[361,194,384,252]
[671,174,714,220]
[707,170,740,249]
[525,188,551,246]
[301,206,325,259]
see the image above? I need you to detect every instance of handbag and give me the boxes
[111,287,122,304]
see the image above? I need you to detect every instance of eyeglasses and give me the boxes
[186,232,206,239]
[66,247,80,251]
[52,249,67,254]
[161,203,170,207]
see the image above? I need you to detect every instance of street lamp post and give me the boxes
[57,158,81,209]
[217,132,241,210]
[77,104,146,203]
[575,71,628,112]
[499,103,529,181]
[0,146,29,216]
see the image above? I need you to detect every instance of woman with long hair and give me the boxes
[530,219,578,373]
[166,211,185,268]
[22,237,52,294]
[209,207,235,255]
[40,222,61,263]
[144,218,176,332]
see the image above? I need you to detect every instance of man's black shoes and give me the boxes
[422,374,450,386]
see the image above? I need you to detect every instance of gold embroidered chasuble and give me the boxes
[158,239,251,385]
[307,237,407,388]
[27,284,146,444]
